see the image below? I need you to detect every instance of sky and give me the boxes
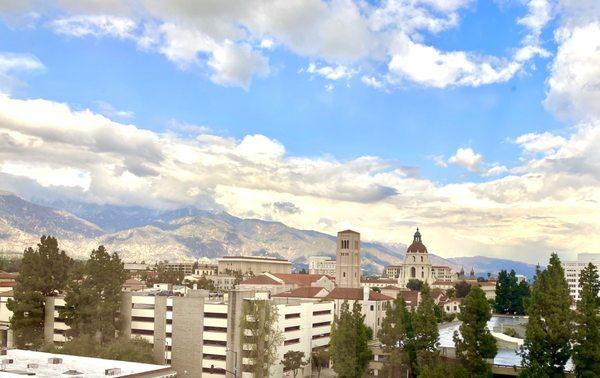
[0,0,599,264]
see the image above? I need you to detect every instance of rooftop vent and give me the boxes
[2,358,13,364]
[62,369,83,375]
[48,357,63,364]
[105,367,122,375]
[27,363,39,369]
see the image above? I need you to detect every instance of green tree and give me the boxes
[407,279,424,291]
[7,236,73,349]
[454,281,471,298]
[572,262,600,377]
[44,335,155,363]
[413,284,439,374]
[281,351,308,377]
[311,348,329,378]
[330,301,373,377]
[521,253,573,377]
[495,270,529,315]
[514,280,530,315]
[61,246,127,343]
[445,288,456,298]
[240,299,283,378]
[453,286,497,377]
[378,294,415,377]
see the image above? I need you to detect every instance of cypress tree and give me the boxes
[572,262,600,377]
[7,236,73,348]
[453,286,497,377]
[521,253,573,377]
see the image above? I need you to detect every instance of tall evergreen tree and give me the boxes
[61,246,127,343]
[330,301,373,377]
[521,253,573,377]
[453,286,497,377]
[7,236,73,348]
[378,295,414,376]
[413,283,439,374]
[572,262,600,377]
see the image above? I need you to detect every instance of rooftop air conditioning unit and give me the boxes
[27,363,39,369]
[105,368,122,376]
[2,358,13,364]
[48,357,62,364]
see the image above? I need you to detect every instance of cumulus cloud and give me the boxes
[0,52,44,92]
[447,148,508,177]
[11,0,553,89]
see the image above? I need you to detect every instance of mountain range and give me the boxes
[0,191,537,277]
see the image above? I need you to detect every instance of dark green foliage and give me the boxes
[184,275,216,291]
[521,253,573,377]
[454,281,471,298]
[407,279,424,291]
[60,245,127,343]
[151,264,184,285]
[281,350,308,377]
[7,236,73,349]
[378,294,415,376]
[494,270,530,315]
[330,301,373,377]
[413,284,440,375]
[572,263,600,377]
[445,288,456,298]
[453,286,497,377]
[0,256,22,272]
[417,357,469,377]
[44,335,155,363]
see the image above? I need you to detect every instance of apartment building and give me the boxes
[383,265,403,279]
[431,265,455,282]
[160,262,195,276]
[308,256,336,276]
[217,256,292,275]
[564,253,600,301]
[44,289,333,378]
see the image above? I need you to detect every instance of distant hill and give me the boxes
[0,191,537,277]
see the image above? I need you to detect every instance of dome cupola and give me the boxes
[406,227,428,253]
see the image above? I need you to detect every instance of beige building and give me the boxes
[160,261,195,275]
[335,230,361,288]
[195,263,218,276]
[360,277,398,289]
[432,265,455,281]
[308,256,336,276]
[217,256,292,275]
[399,229,434,288]
[383,265,403,279]
[238,273,335,295]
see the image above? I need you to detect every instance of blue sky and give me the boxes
[0,0,599,262]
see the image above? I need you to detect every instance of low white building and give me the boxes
[308,256,336,276]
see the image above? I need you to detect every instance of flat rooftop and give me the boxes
[1,350,175,377]
[218,255,290,263]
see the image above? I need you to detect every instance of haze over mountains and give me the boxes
[0,191,537,277]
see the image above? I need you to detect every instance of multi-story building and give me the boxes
[399,229,434,288]
[195,263,218,276]
[217,256,292,275]
[308,256,336,276]
[564,253,600,301]
[160,262,195,276]
[360,277,397,289]
[238,273,335,295]
[383,265,403,279]
[44,289,333,377]
[431,265,455,282]
[335,230,361,288]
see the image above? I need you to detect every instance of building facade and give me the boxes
[335,230,361,288]
[308,256,336,276]
[431,265,455,282]
[217,256,292,275]
[399,229,433,288]
[564,253,600,301]
[383,265,403,279]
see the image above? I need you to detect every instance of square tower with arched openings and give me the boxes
[335,230,361,288]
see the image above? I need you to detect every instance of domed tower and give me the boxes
[399,228,433,288]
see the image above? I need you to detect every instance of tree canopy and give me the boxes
[494,269,530,315]
[572,262,600,377]
[330,301,373,377]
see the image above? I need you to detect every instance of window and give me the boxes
[204,312,227,319]
[204,326,227,333]
[413,256,416,262]
[313,321,330,328]
[343,272,346,278]
[411,267,416,278]
[313,310,331,316]
[203,339,227,346]
[285,313,300,319]
[285,325,300,332]
[421,256,423,262]
[370,305,374,311]
[203,354,226,361]
[284,338,300,346]
[421,271,424,278]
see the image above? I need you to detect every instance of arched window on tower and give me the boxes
[421,271,424,278]
[411,267,416,278]
[421,256,423,262]
[413,256,416,262]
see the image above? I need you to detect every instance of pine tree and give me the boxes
[494,270,511,313]
[281,351,308,377]
[7,236,73,348]
[572,262,600,377]
[521,253,573,377]
[453,286,497,377]
[330,301,373,377]
[378,294,415,376]
[413,284,439,374]
[61,246,127,343]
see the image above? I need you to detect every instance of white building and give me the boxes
[399,229,434,288]
[308,256,336,276]
[564,253,600,301]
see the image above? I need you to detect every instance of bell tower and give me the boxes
[335,230,361,288]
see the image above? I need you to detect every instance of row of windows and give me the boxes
[313,310,331,316]
[285,313,300,319]
[203,353,227,361]
[285,325,300,332]
[204,339,227,347]
[312,333,330,340]
[204,312,228,319]
[312,321,330,328]
[284,338,300,346]
[204,326,228,333]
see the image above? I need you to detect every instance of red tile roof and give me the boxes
[398,290,420,306]
[325,288,393,301]
[273,286,327,298]
[271,273,327,286]
[0,281,16,287]
[360,278,396,284]
[0,271,18,279]
[240,275,281,285]
[382,285,401,290]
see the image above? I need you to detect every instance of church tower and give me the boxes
[335,230,361,288]
[399,228,433,288]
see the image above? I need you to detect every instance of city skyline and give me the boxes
[0,1,599,263]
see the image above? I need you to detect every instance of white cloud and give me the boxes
[26,0,552,89]
[361,75,384,89]
[515,132,568,154]
[94,101,134,120]
[0,52,44,92]
[448,148,483,172]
